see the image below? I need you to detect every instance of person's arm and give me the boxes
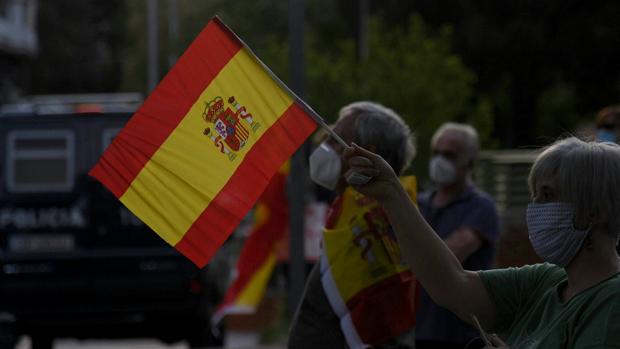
[444,228,484,263]
[343,144,496,328]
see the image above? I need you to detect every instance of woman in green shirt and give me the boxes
[343,137,620,348]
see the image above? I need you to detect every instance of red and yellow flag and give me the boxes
[89,17,317,267]
[321,177,418,347]
[212,163,290,323]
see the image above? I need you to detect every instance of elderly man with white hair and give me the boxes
[288,101,417,349]
[415,122,500,349]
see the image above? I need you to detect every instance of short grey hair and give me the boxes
[431,122,480,164]
[339,101,416,174]
[528,137,620,239]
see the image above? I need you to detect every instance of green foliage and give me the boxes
[120,4,494,183]
[302,15,494,179]
[121,1,147,92]
[362,16,488,177]
[120,0,289,92]
[28,0,126,94]
[535,82,579,138]
[19,1,620,151]
[406,1,620,146]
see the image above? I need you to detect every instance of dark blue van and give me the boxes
[0,94,225,349]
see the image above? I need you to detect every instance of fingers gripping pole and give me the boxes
[346,171,372,185]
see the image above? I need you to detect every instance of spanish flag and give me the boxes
[89,17,317,267]
[212,162,290,323]
[321,178,418,347]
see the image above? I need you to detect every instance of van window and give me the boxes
[6,130,75,192]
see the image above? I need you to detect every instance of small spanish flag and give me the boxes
[89,17,317,267]
[212,162,290,323]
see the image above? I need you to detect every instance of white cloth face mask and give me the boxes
[526,202,590,267]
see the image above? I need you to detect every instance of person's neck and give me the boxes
[433,177,468,207]
[562,236,620,302]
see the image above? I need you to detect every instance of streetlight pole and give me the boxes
[167,0,179,68]
[147,0,159,93]
[287,0,307,318]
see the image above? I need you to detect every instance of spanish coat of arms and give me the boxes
[202,96,260,161]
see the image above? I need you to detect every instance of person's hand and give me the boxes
[342,143,401,203]
[484,334,510,348]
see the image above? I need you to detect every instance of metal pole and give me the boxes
[287,0,307,318]
[167,0,179,68]
[147,0,159,93]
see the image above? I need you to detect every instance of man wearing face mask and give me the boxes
[415,122,499,349]
[288,101,417,349]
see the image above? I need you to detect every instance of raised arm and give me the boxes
[344,144,497,328]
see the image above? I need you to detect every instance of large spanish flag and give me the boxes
[89,17,317,267]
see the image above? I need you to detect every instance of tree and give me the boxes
[121,3,491,182]
[302,15,494,179]
[397,0,620,147]
[26,0,125,94]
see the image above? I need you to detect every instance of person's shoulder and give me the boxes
[607,276,620,317]
[600,273,620,299]
[518,262,564,277]
[605,273,620,286]
[502,263,565,285]
[580,274,620,347]
[481,263,562,279]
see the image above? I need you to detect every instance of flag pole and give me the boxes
[212,16,348,149]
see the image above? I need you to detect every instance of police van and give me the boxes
[0,94,225,348]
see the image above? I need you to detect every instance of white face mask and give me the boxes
[526,202,590,267]
[309,142,342,191]
[429,155,456,186]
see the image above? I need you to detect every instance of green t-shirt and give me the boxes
[479,263,620,348]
